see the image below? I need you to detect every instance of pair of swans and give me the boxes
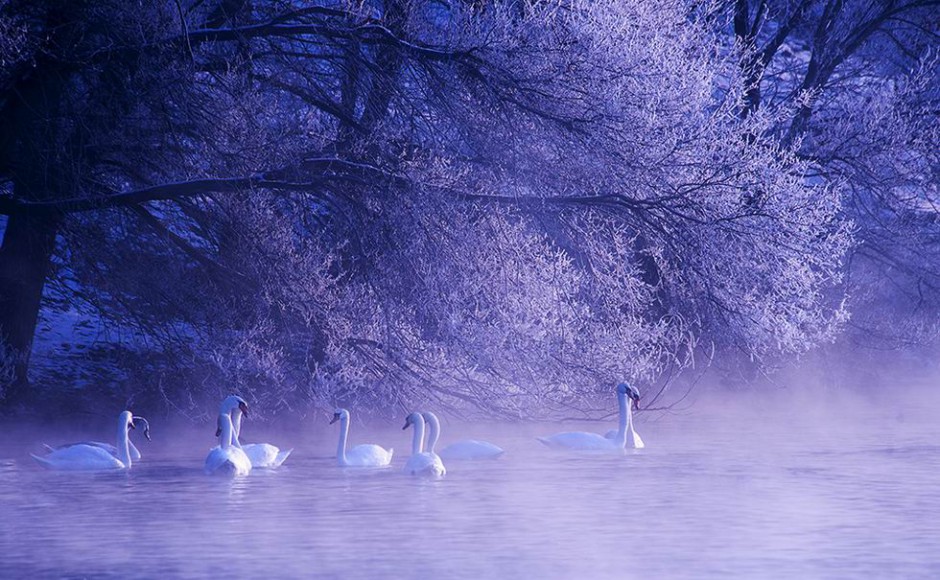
[402,412,446,477]
[330,408,504,475]
[31,411,151,471]
[204,395,292,476]
[538,382,645,451]
[218,395,292,468]
[404,411,508,477]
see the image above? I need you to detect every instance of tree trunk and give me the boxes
[0,209,60,402]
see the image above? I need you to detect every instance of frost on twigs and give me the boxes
[10,0,856,416]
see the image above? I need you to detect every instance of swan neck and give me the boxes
[615,391,629,447]
[231,409,244,448]
[426,415,440,454]
[336,415,349,464]
[116,419,132,468]
[219,415,234,449]
[411,418,425,455]
[626,401,637,434]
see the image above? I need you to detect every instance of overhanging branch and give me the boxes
[0,159,403,215]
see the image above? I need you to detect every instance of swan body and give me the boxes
[538,431,621,451]
[44,440,140,462]
[440,440,505,460]
[331,409,394,467]
[403,412,445,477]
[32,444,127,470]
[422,412,504,461]
[539,382,644,451]
[205,413,252,476]
[32,411,143,471]
[220,394,292,468]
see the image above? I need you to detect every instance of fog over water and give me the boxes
[2,381,938,579]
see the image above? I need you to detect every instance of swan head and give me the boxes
[217,395,249,435]
[120,411,135,432]
[220,394,249,417]
[330,408,349,425]
[617,382,641,410]
[402,412,425,431]
[132,416,151,441]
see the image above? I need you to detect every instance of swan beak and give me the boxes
[238,401,249,417]
[128,421,136,430]
[632,397,640,410]
[401,419,412,430]
[329,414,340,425]
[215,427,222,437]
[143,427,152,441]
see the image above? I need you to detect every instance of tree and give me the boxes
[718,0,940,351]
[1,0,850,416]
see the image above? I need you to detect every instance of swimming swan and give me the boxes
[31,411,147,470]
[538,382,644,451]
[603,383,645,448]
[330,408,394,467]
[205,413,252,476]
[403,412,446,477]
[41,416,151,462]
[422,411,504,461]
[219,394,292,468]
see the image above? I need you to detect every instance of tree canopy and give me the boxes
[0,0,934,417]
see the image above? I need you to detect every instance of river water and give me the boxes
[1,393,938,579]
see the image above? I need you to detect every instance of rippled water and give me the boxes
[2,397,939,579]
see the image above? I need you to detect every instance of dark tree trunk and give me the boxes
[0,209,61,402]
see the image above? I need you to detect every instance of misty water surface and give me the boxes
[1,390,938,579]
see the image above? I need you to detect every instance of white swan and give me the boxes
[42,416,151,462]
[205,413,252,476]
[31,411,144,470]
[422,411,504,461]
[219,395,292,468]
[403,412,446,477]
[330,408,394,467]
[538,382,644,451]
[604,383,645,448]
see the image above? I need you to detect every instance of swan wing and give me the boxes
[273,448,293,467]
[439,440,504,461]
[345,444,394,467]
[31,444,125,470]
[242,443,282,468]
